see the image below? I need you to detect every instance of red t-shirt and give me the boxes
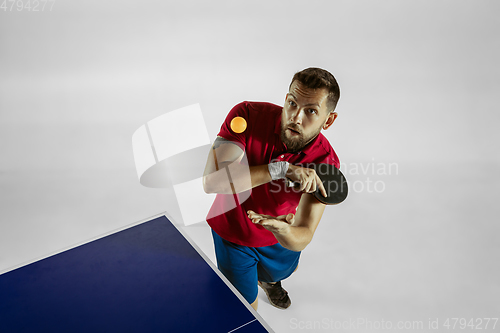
[206,101,340,247]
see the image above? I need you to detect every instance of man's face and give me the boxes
[281,81,337,153]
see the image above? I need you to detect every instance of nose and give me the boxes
[290,109,303,125]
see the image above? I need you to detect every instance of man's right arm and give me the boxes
[202,137,325,195]
[202,137,272,194]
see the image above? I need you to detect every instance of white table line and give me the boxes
[227,319,258,333]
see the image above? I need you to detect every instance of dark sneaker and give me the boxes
[258,281,291,309]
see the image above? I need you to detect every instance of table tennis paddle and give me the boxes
[286,163,348,205]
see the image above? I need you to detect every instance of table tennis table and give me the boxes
[0,213,274,332]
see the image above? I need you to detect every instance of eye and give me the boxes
[289,100,297,107]
[307,108,318,114]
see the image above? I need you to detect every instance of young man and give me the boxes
[203,68,341,311]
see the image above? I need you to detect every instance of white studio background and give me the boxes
[1,1,499,332]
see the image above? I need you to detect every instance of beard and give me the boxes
[280,122,322,153]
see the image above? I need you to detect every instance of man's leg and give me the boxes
[211,229,260,309]
[251,296,258,311]
[255,244,301,309]
[263,264,298,286]
[256,262,297,309]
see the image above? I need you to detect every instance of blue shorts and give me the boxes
[211,229,301,304]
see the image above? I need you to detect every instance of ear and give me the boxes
[323,112,337,130]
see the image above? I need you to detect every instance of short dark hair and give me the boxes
[289,67,340,112]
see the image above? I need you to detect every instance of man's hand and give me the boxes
[247,210,295,235]
[286,164,327,197]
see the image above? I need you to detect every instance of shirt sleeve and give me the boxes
[217,102,250,151]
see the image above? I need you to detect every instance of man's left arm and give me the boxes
[247,193,326,252]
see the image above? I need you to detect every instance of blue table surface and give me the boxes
[0,215,272,333]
